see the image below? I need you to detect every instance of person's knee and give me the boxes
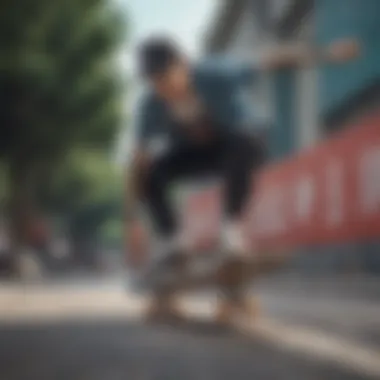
[228,132,266,169]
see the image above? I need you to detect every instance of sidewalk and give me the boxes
[255,276,380,350]
[256,275,380,300]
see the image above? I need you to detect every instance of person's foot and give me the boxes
[145,293,185,324]
[149,235,190,275]
[221,221,250,260]
[214,299,235,326]
[214,296,260,326]
[234,296,261,322]
[142,235,190,293]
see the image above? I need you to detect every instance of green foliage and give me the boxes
[0,0,127,161]
[48,149,122,208]
[99,218,123,247]
[0,0,128,253]
[0,163,8,205]
[41,148,124,245]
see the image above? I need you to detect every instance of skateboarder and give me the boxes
[126,35,359,321]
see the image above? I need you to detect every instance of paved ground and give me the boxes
[0,318,370,380]
[0,276,378,380]
[256,276,380,349]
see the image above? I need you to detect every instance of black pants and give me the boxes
[142,130,265,237]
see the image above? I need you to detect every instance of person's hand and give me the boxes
[327,38,361,63]
[125,220,149,269]
[134,149,151,170]
[126,149,151,203]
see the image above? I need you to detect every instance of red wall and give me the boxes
[183,112,380,253]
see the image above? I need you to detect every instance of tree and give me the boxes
[38,148,124,263]
[0,163,8,205]
[0,0,127,268]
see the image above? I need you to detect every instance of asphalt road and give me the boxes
[256,276,380,349]
[0,275,378,380]
[0,318,369,380]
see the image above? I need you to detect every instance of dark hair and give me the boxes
[137,36,182,78]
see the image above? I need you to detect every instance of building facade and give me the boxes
[205,0,380,160]
[204,0,380,275]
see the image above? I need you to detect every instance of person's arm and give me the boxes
[202,38,360,89]
[125,148,150,222]
[124,99,153,268]
[259,37,360,70]
[125,94,157,215]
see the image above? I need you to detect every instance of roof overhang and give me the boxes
[204,0,248,53]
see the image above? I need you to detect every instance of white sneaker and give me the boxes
[149,234,190,272]
[221,222,247,258]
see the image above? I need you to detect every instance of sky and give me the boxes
[120,0,218,73]
[114,0,218,164]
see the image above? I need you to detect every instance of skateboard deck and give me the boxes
[139,251,256,295]
[136,251,259,326]
[135,249,289,325]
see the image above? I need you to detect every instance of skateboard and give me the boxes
[138,249,259,325]
[127,221,289,325]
